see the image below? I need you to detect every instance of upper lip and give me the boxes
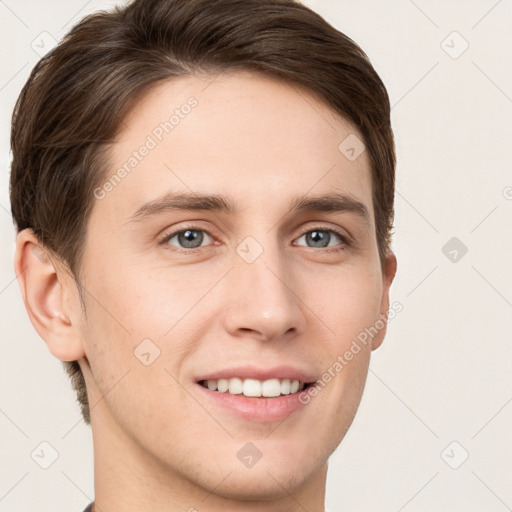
[195,365,317,383]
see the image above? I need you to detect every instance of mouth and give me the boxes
[197,377,313,398]
[194,365,317,421]
[195,378,314,422]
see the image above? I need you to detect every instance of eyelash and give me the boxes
[158,225,351,255]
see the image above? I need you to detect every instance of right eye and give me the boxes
[160,227,215,251]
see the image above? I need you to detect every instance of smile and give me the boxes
[199,377,309,398]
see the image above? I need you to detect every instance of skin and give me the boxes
[15,71,396,512]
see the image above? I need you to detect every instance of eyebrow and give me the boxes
[125,191,371,226]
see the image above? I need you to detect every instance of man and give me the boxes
[10,0,397,510]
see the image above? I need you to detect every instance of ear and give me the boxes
[371,250,397,351]
[14,229,86,361]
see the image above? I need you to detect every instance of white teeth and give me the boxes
[280,379,291,395]
[243,378,261,397]
[261,378,281,397]
[201,377,305,397]
[228,377,243,394]
[217,378,229,393]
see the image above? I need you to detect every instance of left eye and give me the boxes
[295,229,346,249]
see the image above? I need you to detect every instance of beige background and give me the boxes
[1,1,511,510]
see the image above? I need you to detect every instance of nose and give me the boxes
[222,242,307,343]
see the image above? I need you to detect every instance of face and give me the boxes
[75,71,395,501]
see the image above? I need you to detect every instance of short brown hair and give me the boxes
[10,0,395,425]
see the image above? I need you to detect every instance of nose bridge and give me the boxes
[222,233,305,340]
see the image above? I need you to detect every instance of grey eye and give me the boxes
[296,229,343,248]
[165,229,213,249]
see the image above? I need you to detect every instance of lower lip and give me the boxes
[195,383,310,422]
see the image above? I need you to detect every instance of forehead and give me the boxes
[93,70,374,226]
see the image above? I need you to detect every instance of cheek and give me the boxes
[84,258,208,341]
[302,265,382,430]
[312,264,384,346]
[78,263,214,411]
[79,282,200,446]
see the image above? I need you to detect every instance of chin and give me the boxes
[204,462,318,502]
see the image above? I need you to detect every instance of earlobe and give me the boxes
[371,250,398,351]
[14,229,85,362]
